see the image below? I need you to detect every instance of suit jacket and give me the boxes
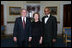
[13,17,32,42]
[42,15,57,42]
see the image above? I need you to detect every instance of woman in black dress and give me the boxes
[30,12,43,47]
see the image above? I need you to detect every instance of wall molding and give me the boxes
[26,1,40,3]
[7,21,15,23]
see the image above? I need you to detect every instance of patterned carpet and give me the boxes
[1,36,71,47]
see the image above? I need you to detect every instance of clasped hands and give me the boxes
[28,36,43,44]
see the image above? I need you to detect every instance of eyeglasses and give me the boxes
[44,11,48,12]
[44,10,50,12]
[22,12,26,13]
[44,9,50,12]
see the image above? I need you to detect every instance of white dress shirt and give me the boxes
[21,16,26,23]
[45,14,50,24]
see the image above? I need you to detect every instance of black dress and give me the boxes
[31,21,43,47]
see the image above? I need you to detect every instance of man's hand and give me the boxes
[13,37,17,42]
[39,36,43,44]
[52,39,56,42]
[29,37,32,42]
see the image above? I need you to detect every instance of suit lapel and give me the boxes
[25,17,27,27]
[45,15,51,24]
[19,17,24,29]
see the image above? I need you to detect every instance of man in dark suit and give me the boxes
[42,7,57,47]
[13,9,32,47]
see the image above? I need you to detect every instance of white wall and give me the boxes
[1,1,71,35]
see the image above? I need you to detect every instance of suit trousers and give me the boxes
[17,40,28,47]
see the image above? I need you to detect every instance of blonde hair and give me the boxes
[20,8,27,15]
[20,8,27,12]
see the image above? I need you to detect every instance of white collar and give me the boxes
[21,16,26,22]
[22,16,26,19]
[47,14,50,17]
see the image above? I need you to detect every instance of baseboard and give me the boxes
[57,34,62,37]
[1,34,13,39]
[1,34,63,39]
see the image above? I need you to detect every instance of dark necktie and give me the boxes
[23,18,25,29]
[45,16,48,18]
